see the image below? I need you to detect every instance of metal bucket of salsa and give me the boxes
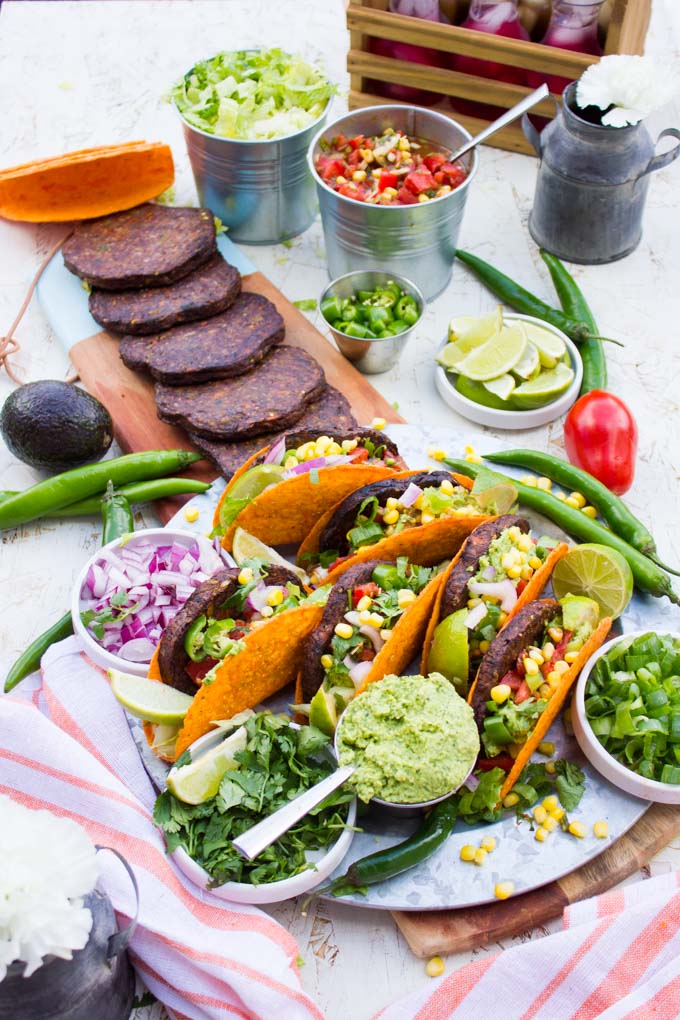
[308,106,477,300]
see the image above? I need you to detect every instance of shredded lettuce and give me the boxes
[172,48,336,140]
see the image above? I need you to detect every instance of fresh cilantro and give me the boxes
[219,495,254,530]
[456,769,505,824]
[553,760,586,811]
[363,438,386,460]
[174,749,192,769]
[80,590,140,640]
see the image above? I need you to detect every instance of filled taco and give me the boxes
[297,470,494,585]
[144,560,329,759]
[422,515,569,693]
[215,428,408,549]
[469,595,612,797]
[296,557,445,732]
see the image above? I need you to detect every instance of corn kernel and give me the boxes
[358,610,372,624]
[537,477,552,491]
[368,613,385,629]
[564,496,581,508]
[465,452,483,464]
[545,761,557,776]
[460,844,477,862]
[494,881,514,900]
[582,505,597,518]
[538,741,555,757]
[413,494,424,509]
[380,629,393,642]
[359,148,373,161]
[474,848,488,866]
[440,479,455,495]
[284,456,299,470]
[342,438,359,453]
[266,588,284,607]
[334,622,354,639]
[535,827,549,843]
[524,658,540,677]
[529,555,543,570]
[548,626,563,643]
[501,551,517,570]
[568,821,586,839]
[436,185,452,197]
[383,508,400,525]
[418,193,430,203]
[520,565,534,581]
[543,815,559,833]
[539,683,552,698]
[498,612,508,625]
[260,605,274,618]
[316,434,332,452]
[529,648,545,664]
[320,654,334,670]
[521,475,537,487]
[353,170,367,182]
[397,589,417,608]
[371,417,386,430]
[398,136,411,151]
[533,805,548,824]
[555,491,566,501]
[593,821,609,839]
[335,175,347,184]
[183,506,200,523]
[479,640,490,654]
[427,446,446,461]
[564,650,580,664]
[372,168,382,178]
[426,956,445,978]
[550,805,565,820]
[503,792,519,808]
[569,491,586,508]
[547,670,562,686]
[518,533,534,551]
[385,496,399,510]
[467,597,482,608]
[357,595,373,612]
[542,795,559,812]
[542,641,555,659]
[491,683,512,704]
[554,660,570,675]
[507,565,522,579]
[480,836,496,852]
[238,567,254,585]
[421,512,435,525]
[381,187,397,200]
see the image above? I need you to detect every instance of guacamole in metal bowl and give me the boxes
[335,673,480,805]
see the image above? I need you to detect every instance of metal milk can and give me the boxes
[523,81,680,264]
[0,848,139,1020]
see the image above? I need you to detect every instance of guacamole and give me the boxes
[336,673,480,804]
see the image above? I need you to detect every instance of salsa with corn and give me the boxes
[314,128,468,205]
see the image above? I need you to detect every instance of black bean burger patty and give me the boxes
[119,292,284,384]
[470,599,558,728]
[155,345,326,440]
[62,204,216,290]
[89,253,241,335]
[438,515,531,619]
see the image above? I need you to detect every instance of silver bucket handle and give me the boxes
[638,128,680,181]
[95,846,140,959]
[522,97,561,158]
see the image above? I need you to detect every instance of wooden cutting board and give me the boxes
[65,269,404,522]
[393,802,680,957]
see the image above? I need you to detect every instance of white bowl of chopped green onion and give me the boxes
[573,631,680,804]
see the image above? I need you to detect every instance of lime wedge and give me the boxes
[510,363,574,409]
[426,609,469,697]
[551,544,634,620]
[227,463,285,502]
[437,342,468,370]
[109,670,193,725]
[455,376,508,410]
[483,374,516,401]
[511,342,541,381]
[447,306,503,350]
[456,324,527,382]
[522,322,566,368]
[309,687,338,736]
[231,527,309,583]
[167,726,248,804]
[472,467,518,514]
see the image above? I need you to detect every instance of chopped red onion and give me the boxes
[119,637,157,662]
[245,581,269,613]
[349,661,373,688]
[482,564,497,581]
[344,610,361,626]
[359,624,384,652]
[399,482,423,508]
[263,435,286,465]
[465,602,488,631]
[282,454,355,480]
[467,579,518,613]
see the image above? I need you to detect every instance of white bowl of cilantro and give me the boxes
[158,714,357,904]
[172,48,336,243]
[573,631,680,804]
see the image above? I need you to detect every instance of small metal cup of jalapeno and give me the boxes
[320,270,424,374]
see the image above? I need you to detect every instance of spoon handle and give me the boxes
[449,84,550,163]
[231,765,355,861]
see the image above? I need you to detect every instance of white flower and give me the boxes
[577,55,680,127]
[0,796,98,980]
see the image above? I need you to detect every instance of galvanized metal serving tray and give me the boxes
[140,423,679,912]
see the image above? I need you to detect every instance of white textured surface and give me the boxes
[1,2,679,1018]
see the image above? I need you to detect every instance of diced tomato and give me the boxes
[541,631,573,677]
[332,133,348,149]
[348,134,365,150]
[423,152,446,173]
[396,185,418,205]
[501,669,524,689]
[347,149,364,166]
[358,647,376,662]
[337,183,365,201]
[516,579,528,595]
[440,162,467,187]
[514,679,531,704]
[350,446,369,462]
[351,581,380,606]
[378,171,399,192]
[186,657,219,686]
[316,156,347,181]
[476,753,515,773]
[404,169,436,195]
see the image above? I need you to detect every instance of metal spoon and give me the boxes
[448,83,550,163]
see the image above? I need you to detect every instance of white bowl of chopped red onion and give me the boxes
[71,528,227,676]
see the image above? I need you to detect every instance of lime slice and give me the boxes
[447,306,503,350]
[309,687,338,736]
[551,544,634,619]
[510,363,574,410]
[231,527,309,583]
[483,374,516,401]
[456,324,527,382]
[228,463,285,502]
[109,670,193,725]
[436,342,468,370]
[522,322,566,369]
[472,467,518,514]
[427,609,469,697]
[511,342,540,381]
[167,726,248,804]
[455,376,508,410]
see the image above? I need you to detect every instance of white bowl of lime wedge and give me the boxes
[434,312,583,430]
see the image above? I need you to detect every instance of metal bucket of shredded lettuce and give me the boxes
[335,673,480,809]
[172,48,335,244]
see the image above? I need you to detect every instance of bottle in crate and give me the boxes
[368,0,446,105]
[529,0,605,95]
[450,0,529,120]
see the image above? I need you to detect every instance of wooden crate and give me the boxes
[347,0,652,154]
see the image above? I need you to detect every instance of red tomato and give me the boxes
[378,171,399,192]
[514,680,531,704]
[316,156,346,181]
[396,185,418,205]
[348,134,365,150]
[541,632,573,677]
[564,390,638,495]
[186,657,219,686]
[405,169,436,194]
[352,582,380,606]
[350,446,369,462]
[423,153,446,173]
[337,183,365,201]
[440,162,467,187]
[476,753,515,773]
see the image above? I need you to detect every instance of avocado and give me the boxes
[0,380,113,472]
[560,594,600,632]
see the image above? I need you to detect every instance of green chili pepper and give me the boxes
[101,482,134,545]
[395,295,418,323]
[483,448,680,576]
[389,319,410,335]
[366,306,392,328]
[203,619,238,659]
[184,614,208,662]
[540,250,607,395]
[371,564,401,590]
[444,458,679,605]
[455,250,623,347]
[483,715,513,747]
[0,450,202,531]
[320,295,343,322]
[0,478,212,516]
